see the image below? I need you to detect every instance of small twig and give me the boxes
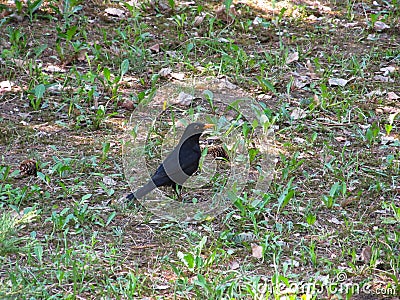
[130,244,158,250]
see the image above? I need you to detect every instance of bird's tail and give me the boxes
[126,193,136,201]
[126,180,156,201]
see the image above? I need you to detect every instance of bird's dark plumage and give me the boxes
[126,123,213,200]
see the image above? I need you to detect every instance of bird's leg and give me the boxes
[173,184,183,201]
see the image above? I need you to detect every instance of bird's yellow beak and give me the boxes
[203,124,214,129]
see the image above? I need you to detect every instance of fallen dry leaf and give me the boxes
[11,58,26,68]
[157,0,172,13]
[215,5,237,23]
[104,8,126,18]
[306,60,319,79]
[0,9,11,19]
[229,260,240,270]
[234,232,257,243]
[343,22,359,28]
[366,90,384,98]
[283,259,300,267]
[170,72,185,80]
[374,21,390,31]
[290,108,307,120]
[77,50,87,61]
[382,106,399,114]
[0,80,13,93]
[126,0,139,7]
[149,43,160,53]
[360,246,372,264]
[328,77,348,87]
[44,64,67,73]
[293,137,305,144]
[159,67,172,77]
[154,284,170,290]
[293,75,310,89]
[144,0,172,14]
[193,13,206,26]
[217,78,237,89]
[8,13,24,22]
[388,111,400,123]
[120,100,135,110]
[103,176,116,186]
[253,16,263,25]
[380,66,396,76]
[313,94,320,106]
[328,217,342,225]
[340,197,358,208]
[47,83,62,94]
[171,92,194,106]
[306,59,314,72]
[251,243,263,259]
[387,92,399,100]
[286,51,299,64]
[381,135,398,145]
[373,75,394,83]
[334,136,347,142]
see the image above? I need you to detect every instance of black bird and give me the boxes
[126,122,214,200]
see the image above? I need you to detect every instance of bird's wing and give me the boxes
[156,148,200,184]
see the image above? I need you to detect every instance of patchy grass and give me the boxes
[0,0,399,299]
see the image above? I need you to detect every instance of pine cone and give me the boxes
[208,145,229,161]
[19,159,38,176]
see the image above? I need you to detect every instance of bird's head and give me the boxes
[180,122,214,141]
[186,122,214,134]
